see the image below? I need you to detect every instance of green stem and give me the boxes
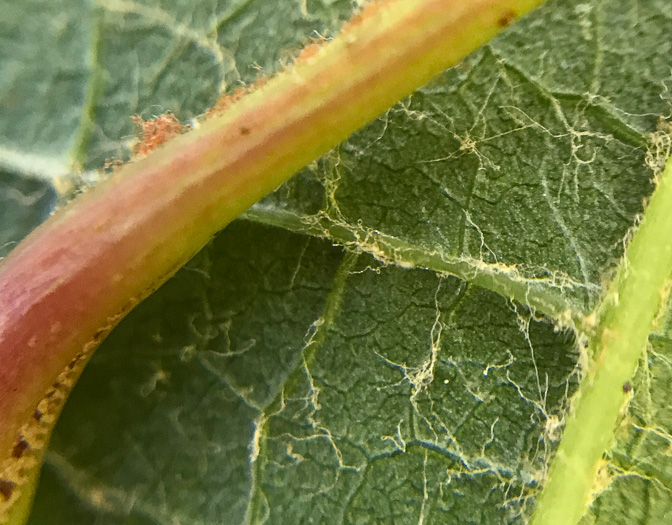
[531,155,672,524]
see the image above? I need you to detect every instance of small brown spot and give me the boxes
[240,126,251,136]
[33,408,43,422]
[103,157,125,173]
[0,479,15,501]
[498,10,516,28]
[12,437,29,459]
[92,328,107,343]
[623,381,633,393]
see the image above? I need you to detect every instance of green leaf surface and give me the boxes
[1,0,671,523]
[0,171,55,258]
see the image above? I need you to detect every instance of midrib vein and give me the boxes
[241,204,593,323]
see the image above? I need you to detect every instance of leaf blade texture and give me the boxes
[1,0,672,523]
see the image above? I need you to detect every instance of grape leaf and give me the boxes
[1,0,671,523]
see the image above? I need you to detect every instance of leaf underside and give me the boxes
[2,0,672,523]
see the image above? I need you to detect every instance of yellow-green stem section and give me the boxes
[531,156,672,524]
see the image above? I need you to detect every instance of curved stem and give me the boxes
[0,0,546,522]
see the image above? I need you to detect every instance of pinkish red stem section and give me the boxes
[0,0,546,519]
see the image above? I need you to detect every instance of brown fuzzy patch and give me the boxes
[132,112,184,157]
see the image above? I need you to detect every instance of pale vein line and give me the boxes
[43,451,186,524]
[100,0,231,66]
[540,168,591,288]
[0,145,69,181]
[242,204,595,322]
[245,250,360,524]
